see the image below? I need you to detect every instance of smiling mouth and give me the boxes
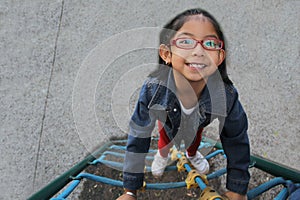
[186,63,207,69]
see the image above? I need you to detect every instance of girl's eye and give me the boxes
[203,39,221,49]
[177,39,194,45]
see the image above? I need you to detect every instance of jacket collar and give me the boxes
[148,68,227,117]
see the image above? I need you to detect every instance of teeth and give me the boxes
[188,63,206,68]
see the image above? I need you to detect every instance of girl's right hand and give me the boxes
[116,193,137,200]
[224,191,247,200]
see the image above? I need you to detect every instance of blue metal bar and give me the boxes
[97,159,178,173]
[110,139,128,143]
[109,145,126,150]
[51,179,81,200]
[94,151,157,162]
[95,148,224,164]
[94,144,222,163]
[274,187,288,200]
[109,145,156,153]
[95,160,124,170]
[205,149,225,160]
[207,168,227,180]
[103,151,125,157]
[90,154,106,165]
[199,141,213,149]
[247,177,287,199]
[76,173,187,189]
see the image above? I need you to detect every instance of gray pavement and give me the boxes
[1,1,299,199]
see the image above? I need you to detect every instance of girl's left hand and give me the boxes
[224,191,247,200]
[116,193,136,200]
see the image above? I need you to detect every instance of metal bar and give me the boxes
[28,142,112,200]
[52,179,81,200]
[207,168,227,179]
[77,173,186,190]
[206,149,225,160]
[274,187,289,200]
[250,154,300,183]
[247,177,287,199]
[203,137,300,183]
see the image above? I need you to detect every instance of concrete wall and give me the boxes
[1,1,299,199]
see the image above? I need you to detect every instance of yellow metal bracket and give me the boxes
[139,181,147,192]
[185,169,209,189]
[176,156,189,172]
[199,187,229,200]
[170,148,184,161]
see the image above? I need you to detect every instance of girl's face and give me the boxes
[161,16,225,83]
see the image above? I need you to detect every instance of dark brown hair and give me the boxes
[152,8,232,85]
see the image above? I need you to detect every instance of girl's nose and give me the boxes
[192,43,205,57]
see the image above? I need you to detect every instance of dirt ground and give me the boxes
[77,138,282,200]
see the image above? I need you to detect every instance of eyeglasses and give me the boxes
[171,37,223,51]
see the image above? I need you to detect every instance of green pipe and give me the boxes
[28,142,112,200]
[203,137,300,183]
[250,154,300,183]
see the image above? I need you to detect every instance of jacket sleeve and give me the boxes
[123,81,156,190]
[220,87,250,195]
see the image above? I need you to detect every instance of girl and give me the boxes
[117,8,250,200]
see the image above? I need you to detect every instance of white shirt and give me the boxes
[179,100,197,115]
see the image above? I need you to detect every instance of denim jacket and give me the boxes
[123,68,250,195]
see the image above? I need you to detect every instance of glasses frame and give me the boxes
[171,37,224,51]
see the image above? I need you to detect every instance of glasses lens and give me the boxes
[202,39,222,50]
[176,38,195,49]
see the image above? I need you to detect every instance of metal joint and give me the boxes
[199,187,229,200]
[185,169,208,189]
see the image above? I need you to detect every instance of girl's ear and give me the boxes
[159,44,172,64]
[217,49,226,66]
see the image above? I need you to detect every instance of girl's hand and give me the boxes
[224,191,247,200]
[116,193,136,200]
[116,190,137,200]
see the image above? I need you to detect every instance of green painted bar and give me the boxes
[250,154,300,183]
[28,142,111,200]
